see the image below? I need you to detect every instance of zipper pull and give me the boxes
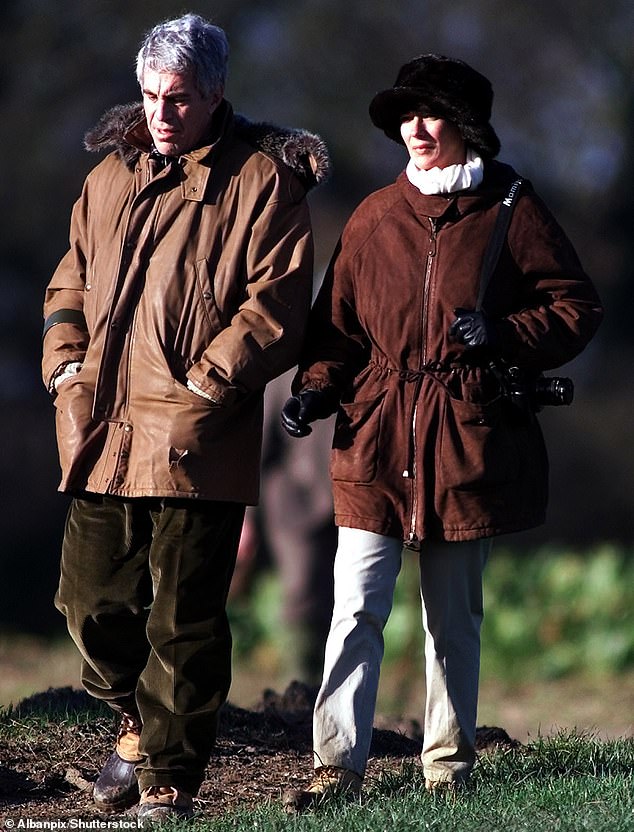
[428,217,437,256]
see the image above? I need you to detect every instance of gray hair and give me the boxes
[136,13,229,97]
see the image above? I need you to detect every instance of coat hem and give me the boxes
[59,483,258,505]
[334,513,546,543]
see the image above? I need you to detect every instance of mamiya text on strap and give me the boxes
[475,177,524,313]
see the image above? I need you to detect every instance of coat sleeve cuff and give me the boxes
[186,367,237,407]
[186,379,218,403]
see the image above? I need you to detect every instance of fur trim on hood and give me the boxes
[83,101,330,191]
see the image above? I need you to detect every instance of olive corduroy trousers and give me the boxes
[55,493,245,795]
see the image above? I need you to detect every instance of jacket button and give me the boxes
[202,291,212,300]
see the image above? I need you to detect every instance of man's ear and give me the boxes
[209,87,224,114]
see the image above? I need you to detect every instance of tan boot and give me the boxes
[93,712,143,812]
[282,766,362,813]
[137,786,194,824]
[425,778,463,796]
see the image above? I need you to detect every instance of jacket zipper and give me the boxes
[404,217,437,547]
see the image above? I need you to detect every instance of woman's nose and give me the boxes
[411,116,427,136]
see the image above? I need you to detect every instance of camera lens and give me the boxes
[535,376,574,406]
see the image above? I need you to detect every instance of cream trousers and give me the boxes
[313,527,491,783]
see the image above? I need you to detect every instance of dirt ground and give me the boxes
[1,635,632,822]
[0,683,521,822]
[4,635,631,745]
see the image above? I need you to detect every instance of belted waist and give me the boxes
[368,357,484,381]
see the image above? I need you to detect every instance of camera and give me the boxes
[490,363,574,411]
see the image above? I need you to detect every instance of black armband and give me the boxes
[43,308,88,339]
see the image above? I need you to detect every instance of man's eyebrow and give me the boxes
[143,87,190,99]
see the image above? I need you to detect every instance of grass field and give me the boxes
[0,692,631,830]
[196,732,634,832]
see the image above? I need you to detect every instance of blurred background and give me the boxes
[0,0,632,738]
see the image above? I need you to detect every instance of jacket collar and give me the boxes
[124,101,233,203]
[83,100,330,191]
[397,160,531,221]
[122,99,232,162]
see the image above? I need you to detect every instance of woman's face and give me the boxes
[400,114,466,170]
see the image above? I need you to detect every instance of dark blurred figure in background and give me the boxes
[232,370,337,688]
[280,54,603,810]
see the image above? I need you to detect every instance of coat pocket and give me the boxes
[194,258,224,334]
[438,396,521,492]
[331,393,386,484]
[436,394,549,533]
[53,377,108,486]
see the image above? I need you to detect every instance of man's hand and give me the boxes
[280,389,336,437]
[449,308,498,349]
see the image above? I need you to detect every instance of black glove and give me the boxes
[449,308,498,349]
[280,389,336,438]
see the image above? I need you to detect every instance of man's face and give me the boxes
[142,68,223,156]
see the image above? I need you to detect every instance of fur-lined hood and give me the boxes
[83,101,330,191]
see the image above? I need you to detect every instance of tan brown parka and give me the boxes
[295,162,603,544]
[42,101,329,504]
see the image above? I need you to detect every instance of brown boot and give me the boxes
[93,713,143,812]
[137,786,194,824]
[282,766,362,813]
[425,778,464,797]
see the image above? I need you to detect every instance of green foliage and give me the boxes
[382,544,634,681]
[229,572,282,659]
[480,545,634,680]
[232,546,634,682]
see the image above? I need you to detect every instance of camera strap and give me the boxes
[475,177,523,312]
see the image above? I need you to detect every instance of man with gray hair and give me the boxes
[42,13,329,822]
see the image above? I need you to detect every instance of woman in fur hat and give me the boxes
[281,54,602,808]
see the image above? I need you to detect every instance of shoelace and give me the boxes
[117,712,142,741]
[142,786,184,805]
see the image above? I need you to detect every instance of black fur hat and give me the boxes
[369,54,501,159]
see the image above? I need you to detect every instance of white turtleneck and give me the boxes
[405,148,484,195]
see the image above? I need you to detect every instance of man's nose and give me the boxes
[155,99,172,122]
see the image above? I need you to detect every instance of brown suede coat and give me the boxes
[296,162,603,543]
[43,101,329,503]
